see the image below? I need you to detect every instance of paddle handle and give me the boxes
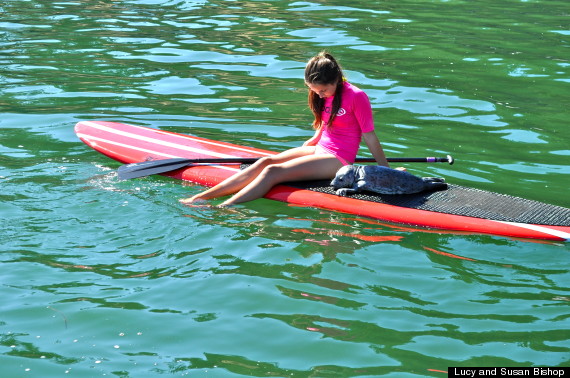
[383,154,454,165]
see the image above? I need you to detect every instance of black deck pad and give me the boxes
[289,179,570,226]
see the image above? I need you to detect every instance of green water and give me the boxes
[1,0,569,377]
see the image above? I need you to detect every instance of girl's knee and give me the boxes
[255,156,277,167]
[259,164,287,183]
[261,163,283,175]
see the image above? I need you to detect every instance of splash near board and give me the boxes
[75,121,570,241]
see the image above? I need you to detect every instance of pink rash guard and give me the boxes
[316,81,375,165]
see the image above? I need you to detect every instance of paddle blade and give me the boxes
[117,158,193,180]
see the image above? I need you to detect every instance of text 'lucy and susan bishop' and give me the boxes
[448,367,567,377]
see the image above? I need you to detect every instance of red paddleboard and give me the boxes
[75,121,570,242]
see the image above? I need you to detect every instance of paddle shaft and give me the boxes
[157,156,453,164]
[117,155,453,180]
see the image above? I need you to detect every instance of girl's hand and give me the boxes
[304,125,323,147]
[303,139,317,147]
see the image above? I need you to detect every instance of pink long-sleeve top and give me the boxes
[316,81,375,164]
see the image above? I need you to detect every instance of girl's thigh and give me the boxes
[271,154,343,183]
[268,146,317,163]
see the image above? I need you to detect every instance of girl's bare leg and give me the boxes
[180,146,317,204]
[220,154,343,206]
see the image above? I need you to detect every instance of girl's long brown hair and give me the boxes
[305,52,345,130]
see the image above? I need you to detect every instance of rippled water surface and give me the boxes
[1,0,569,376]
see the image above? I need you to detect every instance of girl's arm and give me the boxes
[303,125,324,146]
[363,131,390,167]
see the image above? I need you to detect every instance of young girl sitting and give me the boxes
[180,51,390,207]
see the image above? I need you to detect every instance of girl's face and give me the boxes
[306,82,337,99]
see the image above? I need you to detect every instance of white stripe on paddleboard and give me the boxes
[496,221,570,241]
[81,121,273,158]
[76,133,240,173]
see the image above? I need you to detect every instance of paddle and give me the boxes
[117,155,454,180]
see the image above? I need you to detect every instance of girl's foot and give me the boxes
[179,195,207,205]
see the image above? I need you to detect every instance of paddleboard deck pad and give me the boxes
[288,179,569,227]
[75,121,570,241]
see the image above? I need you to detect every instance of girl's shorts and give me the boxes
[314,145,349,166]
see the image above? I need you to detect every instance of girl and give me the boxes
[180,51,390,206]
